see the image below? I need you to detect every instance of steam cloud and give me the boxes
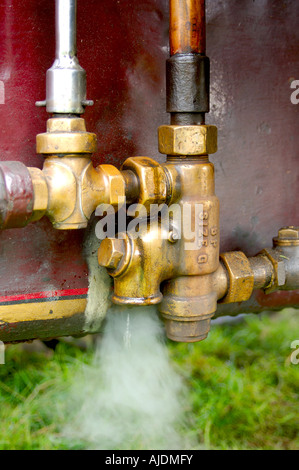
[63,306,191,450]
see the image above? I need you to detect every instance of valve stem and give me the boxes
[36,0,93,115]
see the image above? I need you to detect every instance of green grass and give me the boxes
[0,310,298,450]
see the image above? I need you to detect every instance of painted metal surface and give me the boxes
[0,0,298,338]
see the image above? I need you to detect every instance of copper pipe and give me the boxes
[169,0,206,56]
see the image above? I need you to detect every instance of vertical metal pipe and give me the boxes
[56,0,77,60]
[36,0,93,114]
[167,0,209,126]
[169,0,206,56]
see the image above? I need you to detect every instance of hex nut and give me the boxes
[37,118,97,155]
[98,238,126,271]
[260,248,286,292]
[47,118,87,133]
[219,251,254,304]
[98,164,126,208]
[36,132,97,155]
[158,125,217,156]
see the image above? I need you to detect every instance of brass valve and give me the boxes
[97,122,222,342]
[31,117,126,229]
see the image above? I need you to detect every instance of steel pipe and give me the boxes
[56,0,77,60]
[36,0,93,114]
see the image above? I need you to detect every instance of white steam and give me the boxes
[63,305,190,450]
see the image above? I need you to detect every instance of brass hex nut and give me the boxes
[259,248,286,293]
[219,251,254,304]
[98,238,126,271]
[36,118,97,155]
[158,125,217,156]
[81,163,126,219]
[36,132,97,155]
[121,157,168,210]
[46,118,87,133]
[98,164,126,208]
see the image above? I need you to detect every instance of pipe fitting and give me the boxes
[259,248,286,294]
[272,226,299,291]
[36,0,93,114]
[121,157,169,210]
[99,155,221,342]
[273,226,299,247]
[158,124,217,156]
[166,54,210,114]
[160,266,228,342]
[98,223,178,305]
[36,118,97,155]
[97,238,127,271]
[0,161,34,229]
[219,251,254,303]
[27,167,49,222]
[33,117,125,229]
[40,159,125,230]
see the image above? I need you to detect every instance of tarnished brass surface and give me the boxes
[164,159,220,275]
[219,251,254,303]
[40,157,125,229]
[46,118,86,133]
[36,118,97,155]
[161,266,228,342]
[121,157,168,210]
[27,167,48,222]
[248,255,274,290]
[158,124,217,155]
[33,117,126,229]
[81,163,125,218]
[121,169,140,204]
[98,238,126,271]
[273,226,299,247]
[36,132,97,155]
[99,223,176,305]
[260,248,286,294]
[99,155,222,342]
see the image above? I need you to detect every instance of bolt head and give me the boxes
[273,226,299,247]
[278,227,299,239]
[98,238,125,270]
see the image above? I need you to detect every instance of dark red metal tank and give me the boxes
[0,0,298,341]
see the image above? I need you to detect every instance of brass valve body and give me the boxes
[33,117,126,229]
[97,152,222,342]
